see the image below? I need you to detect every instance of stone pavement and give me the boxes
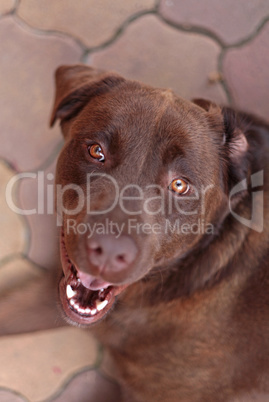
[0,0,268,400]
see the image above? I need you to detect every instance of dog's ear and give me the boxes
[221,107,249,195]
[193,98,249,188]
[50,64,125,127]
[192,98,217,112]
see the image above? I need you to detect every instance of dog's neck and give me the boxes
[142,198,268,304]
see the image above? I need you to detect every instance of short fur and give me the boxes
[4,64,268,402]
[50,65,269,402]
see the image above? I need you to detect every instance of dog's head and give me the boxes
[50,65,249,326]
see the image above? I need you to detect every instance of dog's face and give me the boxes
[51,65,248,326]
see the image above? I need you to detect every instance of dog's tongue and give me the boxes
[76,268,111,291]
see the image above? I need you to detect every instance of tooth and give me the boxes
[91,309,97,315]
[96,299,108,311]
[69,298,75,306]
[74,303,80,311]
[85,308,91,314]
[66,284,77,299]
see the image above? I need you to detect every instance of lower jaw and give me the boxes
[59,260,128,326]
[59,277,117,326]
[59,230,129,325]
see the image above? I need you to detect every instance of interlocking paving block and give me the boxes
[51,369,121,402]
[0,256,39,295]
[223,22,269,121]
[19,157,60,269]
[0,0,16,15]
[0,161,25,260]
[159,0,269,45]
[89,15,227,104]
[0,327,99,402]
[17,0,156,48]
[0,257,66,335]
[0,16,81,172]
[0,390,26,402]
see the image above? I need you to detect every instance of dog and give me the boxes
[50,64,269,402]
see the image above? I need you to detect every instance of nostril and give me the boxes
[116,254,126,263]
[89,242,103,255]
[93,246,102,255]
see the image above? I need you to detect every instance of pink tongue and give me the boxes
[76,269,111,291]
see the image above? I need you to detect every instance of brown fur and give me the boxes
[50,65,269,401]
[1,64,268,401]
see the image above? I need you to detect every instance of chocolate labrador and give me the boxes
[49,65,269,401]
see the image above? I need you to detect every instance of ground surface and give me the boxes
[0,0,268,400]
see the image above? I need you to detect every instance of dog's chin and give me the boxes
[59,230,128,326]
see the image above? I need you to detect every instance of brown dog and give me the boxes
[50,64,269,401]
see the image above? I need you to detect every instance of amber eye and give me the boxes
[169,178,189,195]
[88,144,105,162]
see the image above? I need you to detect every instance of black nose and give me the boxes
[88,234,137,272]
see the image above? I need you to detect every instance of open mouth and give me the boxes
[59,230,127,325]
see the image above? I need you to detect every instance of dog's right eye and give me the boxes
[88,144,105,162]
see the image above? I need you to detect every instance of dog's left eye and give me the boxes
[169,178,189,195]
[88,144,105,162]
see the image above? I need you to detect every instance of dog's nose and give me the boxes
[88,234,137,272]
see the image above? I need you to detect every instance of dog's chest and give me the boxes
[91,279,269,401]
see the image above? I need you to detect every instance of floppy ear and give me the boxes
[50,64,125,127]
[193,98,249,189]
[192,98,217,112]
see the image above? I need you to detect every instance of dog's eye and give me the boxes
[88,144,105,162]
[169,178,189,195]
